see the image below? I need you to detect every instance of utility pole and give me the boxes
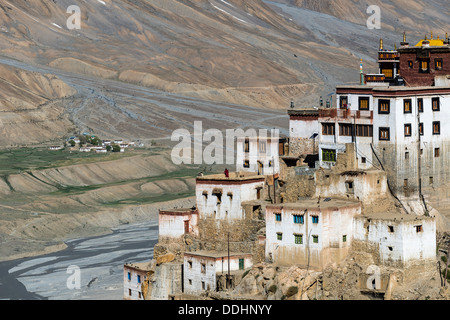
[227,232,230,290]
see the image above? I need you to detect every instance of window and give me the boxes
[312,235,319,244]
[137,275,141,284]
[188,279,192,286]
[379,127,390,141]
[202,281,206,290]
[420,60,429,73]
[405,152,409,160]
[346,181,354,194]
[419,123,424,136]
[433,121,440,135]
[359,97,370,110]
[322,149,336,162]
[259,141,266,153]
[404,179,408,187]
[275,213,282,221]
[404,124,412,137]
[276,232,283,241]
[378,99,390,114]
[340,96,348,109]
[293,215,304,224]
[188,261,193,269]
[343,235,347,243]
[201,263,206,274]
[244,139,249,152]
[429,176,433,185]
[435,58,443,70]
[138,292,142,299]
[243,160,250,168]
[239,258,245,270]
[129,289,132,296]
[388,246,393,252]
[268,160,273,168]
[294,234,303,244]
[339,123,353,136]
[403,99,412,113]
[416,225,423,233]
[356,125,373,137]
[432,97,440,111]
[418,98,423,113]
[312,216,319,224]
[322,123,335,135]
[435,148,440,158]
[408,60,413,69]
[361,157,366,164]
[382,68,393,79]
[388,226,394,233]
[127,272,131,281]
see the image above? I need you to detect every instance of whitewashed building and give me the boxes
[183,251,252,294]
[158,208,199,240]
[195,173,266,221]
[265,199,361,269]
[353,212,436,268]
[236,136,280,175]
[123,262,152,300]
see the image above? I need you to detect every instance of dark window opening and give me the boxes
[403,99,412,113]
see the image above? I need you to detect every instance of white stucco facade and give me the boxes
[183,251,252,294]
[236,137,280,175]
[353,214,436,267]
[265,199,361,269]
[195,174,265,220]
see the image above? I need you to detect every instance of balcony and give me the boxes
[319,108,373,120]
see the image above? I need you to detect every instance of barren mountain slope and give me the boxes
[0,0,448,145]
[0,63,76,146]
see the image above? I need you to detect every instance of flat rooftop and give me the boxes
[356,212,435,222]
[184,251,252,259]
[267,198,361,210]
[124,261,153,271]
[336,85,450,91]
[196,172,265,183]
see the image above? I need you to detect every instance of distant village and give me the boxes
[49,133,144,154]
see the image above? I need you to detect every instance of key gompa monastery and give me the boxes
[124,32,450,300]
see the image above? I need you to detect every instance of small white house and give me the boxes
[158,208,199,240]
[236,136,280,175]
[123,262,152,300]
[195,173,266,221]
[353,212,436,268]
[265,199,361,269]
[183,251,252,294]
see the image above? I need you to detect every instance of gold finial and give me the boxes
[394,42,397,50]
[403,32,406,42]
[431,31,433,39]
[380,38,383,50]
[425,34,427,40]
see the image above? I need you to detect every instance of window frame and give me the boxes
[294,234,303,245]
[432,97,440,111]
[432,121,440,135]
[379,127,390,141]
[339,123,353,137]
[275,213,282,222]
[378,99,390,114]
[322,123,335,136]
[403,99,412,114]
[435,58,443,71]
[358,97,370,111]
[404,123,412,137]
[418,98,424,113]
